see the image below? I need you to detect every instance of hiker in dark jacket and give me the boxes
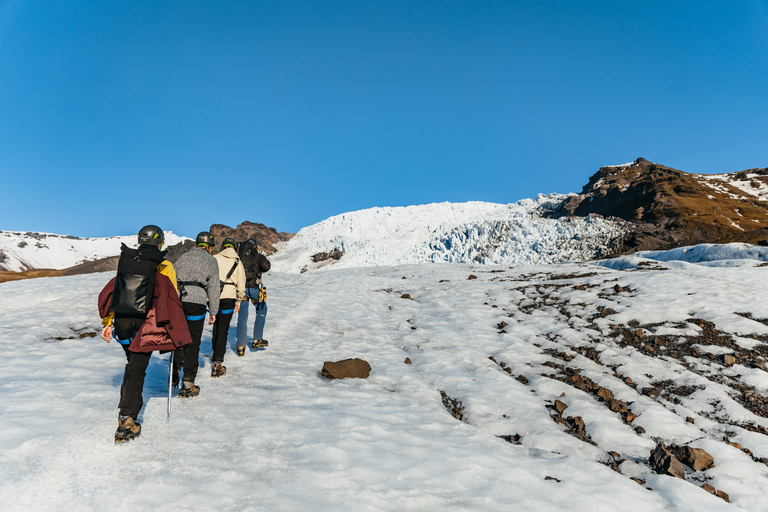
[235,238,271,356]
[99,224,191,442]
[172,231,220,397]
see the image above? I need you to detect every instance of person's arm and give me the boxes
[258,254,271,273]
[206,259,220,321]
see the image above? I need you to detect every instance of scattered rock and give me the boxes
[649,444,686,480]
[686,417,695,424]
[722,354,736,366]
[439,279,450,283]
[606,399,628,414]
[311,249,344,263]
[672,446,714,471]
[601,307,617,317]
[597,387,614,401]
[622,412,638,423]
[400,293,412,300]
[701,483,716,494]
[716,490,730,502]
[440,391,464,421]
[404,357,412,364]
[554,400,568,414]
[515,375,529,384]
[321,358,372,380]
[497,321,509,329]
[468,275,478,280]
[544,476,561,482]
[635,426,646,435]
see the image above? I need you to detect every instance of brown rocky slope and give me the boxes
[552,158,768,254]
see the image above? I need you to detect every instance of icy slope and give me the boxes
[0,231,189,272]
[270,195,628,273]
[2,244,768,510]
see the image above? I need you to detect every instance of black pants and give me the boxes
[174,302,207,383]
[211,298,236,362]
[114,315,151,420]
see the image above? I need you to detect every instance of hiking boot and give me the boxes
[115,416,141,443]
[211,361,227,378]
[252,339,269,349]
[178,380,200,398]
[237,346,245,357]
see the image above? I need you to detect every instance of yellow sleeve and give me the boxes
[102,310,115,326]
[157,260,178,292]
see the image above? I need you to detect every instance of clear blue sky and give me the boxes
[1,0,766,238]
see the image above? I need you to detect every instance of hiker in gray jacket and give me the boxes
[172,231,221,397]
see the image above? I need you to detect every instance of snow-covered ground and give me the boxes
[0,231,189,272]
[2,244,768,511]
[270,196,628,273]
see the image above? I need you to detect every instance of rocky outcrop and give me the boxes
[550,158,768,255]
[209,221,294,255]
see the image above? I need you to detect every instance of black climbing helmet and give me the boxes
[137,225,165,247]
[239,238,257,256]
[221,238,238,251]
[196,231,215,247]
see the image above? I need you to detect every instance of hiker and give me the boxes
[235,238,271,356]
[172,231,220,397]
[98,225,192,442]
[210,238,246,376]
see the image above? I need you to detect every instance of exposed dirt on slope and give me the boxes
[552,158,768,254]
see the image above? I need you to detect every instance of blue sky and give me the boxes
[1,0,766,238]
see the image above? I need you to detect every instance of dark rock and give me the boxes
[606,399,628,414]
[672,446,714,471]
[716,490,730,502]
[601,308,617,318]
[321,358,372,379]
[468,274,478,280]
[400,293,412,300]
[649,444,686,480]
[544,476,561,482]
[701,483,716,494]
[497,321,509,329]
[635,426,646,434]
[597,387,614,401]
[404,357,412,364]
[312,249,344,263]
[554,400,568,414]
[515,375,528,384]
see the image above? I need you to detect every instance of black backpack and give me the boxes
[110,244,167,317]
[238,240,258,282]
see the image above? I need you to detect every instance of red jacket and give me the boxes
[99,273,192,352]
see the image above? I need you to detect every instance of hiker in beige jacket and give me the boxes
[210,238,247,377]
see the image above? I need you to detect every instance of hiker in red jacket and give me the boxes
[99,225,192,443]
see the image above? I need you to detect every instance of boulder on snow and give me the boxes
[649,444,686,480]
[321,358,371,379]
[671,445,714,471]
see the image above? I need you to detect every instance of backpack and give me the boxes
[110,243,166,317]
[238,241,258,282]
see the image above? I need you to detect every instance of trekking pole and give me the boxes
[167,351,174,417]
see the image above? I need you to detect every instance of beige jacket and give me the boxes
[214,247,247,301]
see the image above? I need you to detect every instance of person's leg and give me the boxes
[181,302,207,384]
[212,298,236,362]
[118,350,152,420]
[253,301,268,341]
[236,293,252,348]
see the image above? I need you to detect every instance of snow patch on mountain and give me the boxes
[271,195,629,273]
[0,231,189,272]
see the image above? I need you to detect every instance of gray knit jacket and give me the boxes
[174,247,220,316]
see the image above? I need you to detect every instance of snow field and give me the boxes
[2,253,768,510]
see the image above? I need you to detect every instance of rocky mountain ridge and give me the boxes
[554,158,768,254]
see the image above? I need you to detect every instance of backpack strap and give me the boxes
[220,259,239,290]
